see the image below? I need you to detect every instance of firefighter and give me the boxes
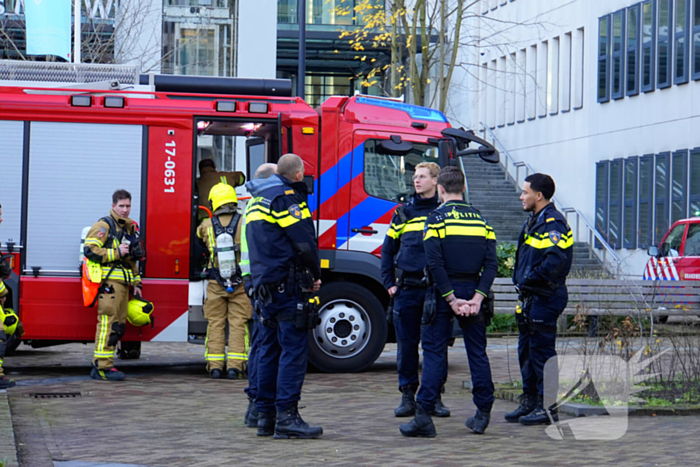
[246,153,323,439]
[381,162,450,418]
[197,159,245,218]
[84,190,143,381]
[197,182,253,379]
[506,173,572,426]
[400,167,498,437]
[0,202,18,389]
[241,163,279,428]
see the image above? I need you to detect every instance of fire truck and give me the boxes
[0,63,497,372]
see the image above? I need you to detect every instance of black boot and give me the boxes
[257,411,275,437]
[519,395,559,426]
[399,404,437,438]
[504,393,537,423]
[0,376,16,389]
[394,384,417,417]
[274,404,323,439]
[244,398,258,428]
[431,394,451,418]
[465,409,491,434]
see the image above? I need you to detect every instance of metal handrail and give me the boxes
[480,124,622,273]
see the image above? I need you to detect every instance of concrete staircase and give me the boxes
[464,158,605,273]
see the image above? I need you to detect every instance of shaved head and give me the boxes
[277,153,305,181]
[254,163,277,180]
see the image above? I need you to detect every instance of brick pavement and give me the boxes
[1,339,698,466]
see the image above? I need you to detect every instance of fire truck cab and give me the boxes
[0,66,496,372]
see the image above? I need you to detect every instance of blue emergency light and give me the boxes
[355,96,448,123]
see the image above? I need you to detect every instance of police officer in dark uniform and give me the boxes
[246,154,323,440]
[400,167,498,437]
[506,173,572,426]
[381,162,450,418]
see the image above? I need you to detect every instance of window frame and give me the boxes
[627,3,642,96]
[655,152,671,244]
[671,149,689,223]
[658,0,674,89]
[690,147,700,216]
[642,0,658,92]
[598,15,612,103]
[692,0,700,79]
[623,156,639,249]
[596,160,610,246]
[612,10,627,99]
[639,154,655,248]
[674,0,691,84]
[609,158,624,248]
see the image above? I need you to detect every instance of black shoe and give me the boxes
[394,384,417,417]
[246,400,259,428]
[465,409,491,434]
[227,368,245,380]
[431,397,451,418]
[504,393,537,423]
[209,368,223,379]
[244,398,255,425]
[257,411,275,437]
[0,377,16,389]
[519,405,559,426]
[90,366,125,381]
[399,404,437,438]
[274,405,323,439]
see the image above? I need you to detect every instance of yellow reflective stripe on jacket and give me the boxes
[0,281,6,296]
[246,204,311,228]
[101,266,139,283]
[387,216,427,239]
[524,232,574,250]
[227,352,248,361]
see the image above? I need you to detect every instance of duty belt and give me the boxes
[450,273,480,283]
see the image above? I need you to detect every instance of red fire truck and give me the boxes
[0,70,497,372]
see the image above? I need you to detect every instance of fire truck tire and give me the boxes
[657,316,669,324]
[117,341,142,360]
[308,281,387,373]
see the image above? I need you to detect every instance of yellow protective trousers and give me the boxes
[203,281,253,372]
[93,281,129,370]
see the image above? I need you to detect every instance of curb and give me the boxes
[492,384,700,417]
[0,390,19,467]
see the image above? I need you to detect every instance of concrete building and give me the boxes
[460,0,700,277]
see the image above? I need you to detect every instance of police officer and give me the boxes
[240,162,278,428]
[197,182,253,379]
[506,173,572,426]
[400,166,498,437]
[381,162,450,418]
[246,154,323,439]
[0,202,18,389]
[84,190,143,381]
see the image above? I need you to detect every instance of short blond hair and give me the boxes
[415,162,440,179]
[278,153,304,179]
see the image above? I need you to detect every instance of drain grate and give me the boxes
[30,392,82,399]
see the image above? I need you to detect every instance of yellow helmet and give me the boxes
[209,182,238,212]
[2,308,19,336]
[127,297,154,327]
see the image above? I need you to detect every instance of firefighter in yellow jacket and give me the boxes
[84,190,143,381]
[197,182,253,379]
[0,201,23,389]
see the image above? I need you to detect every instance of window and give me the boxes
[573,27,585,109]
[639,155,654,247]
[672,150,688,222]
[548,37,560,114]
[527,45,537,119]
[693,0,700,79]
[363,140,439,202]
[675,0,691,83]
[684,223,700,255]
[609,159,623,248]
[658,0,673,88]
[305,74,351,108]
[538,41,548,117]
[627,4,641,96]
[516,49,526,123]
[596,161,609,243]
[598,15,612,102]
[689,148,700,216]
[624,157,639,249]
[497,56,506,127]
[612,10,626,99]
[642,0,657,91]
[561,33,572,112]
[655,152,671,244]
[659,223,686,255]
[507,53,516,125]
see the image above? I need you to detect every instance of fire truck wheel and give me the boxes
[117,341,142,360]
[657,316,669,324]
[308,281,388,373]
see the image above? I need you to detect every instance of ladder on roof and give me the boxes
[0,60,140,85]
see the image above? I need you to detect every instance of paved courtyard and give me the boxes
[0,338,697,466]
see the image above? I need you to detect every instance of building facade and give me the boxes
[462,0,700,277]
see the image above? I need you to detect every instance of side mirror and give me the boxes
[647,246,658,257]
[303,175,314,195]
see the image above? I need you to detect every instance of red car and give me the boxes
[644,218,700,281]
